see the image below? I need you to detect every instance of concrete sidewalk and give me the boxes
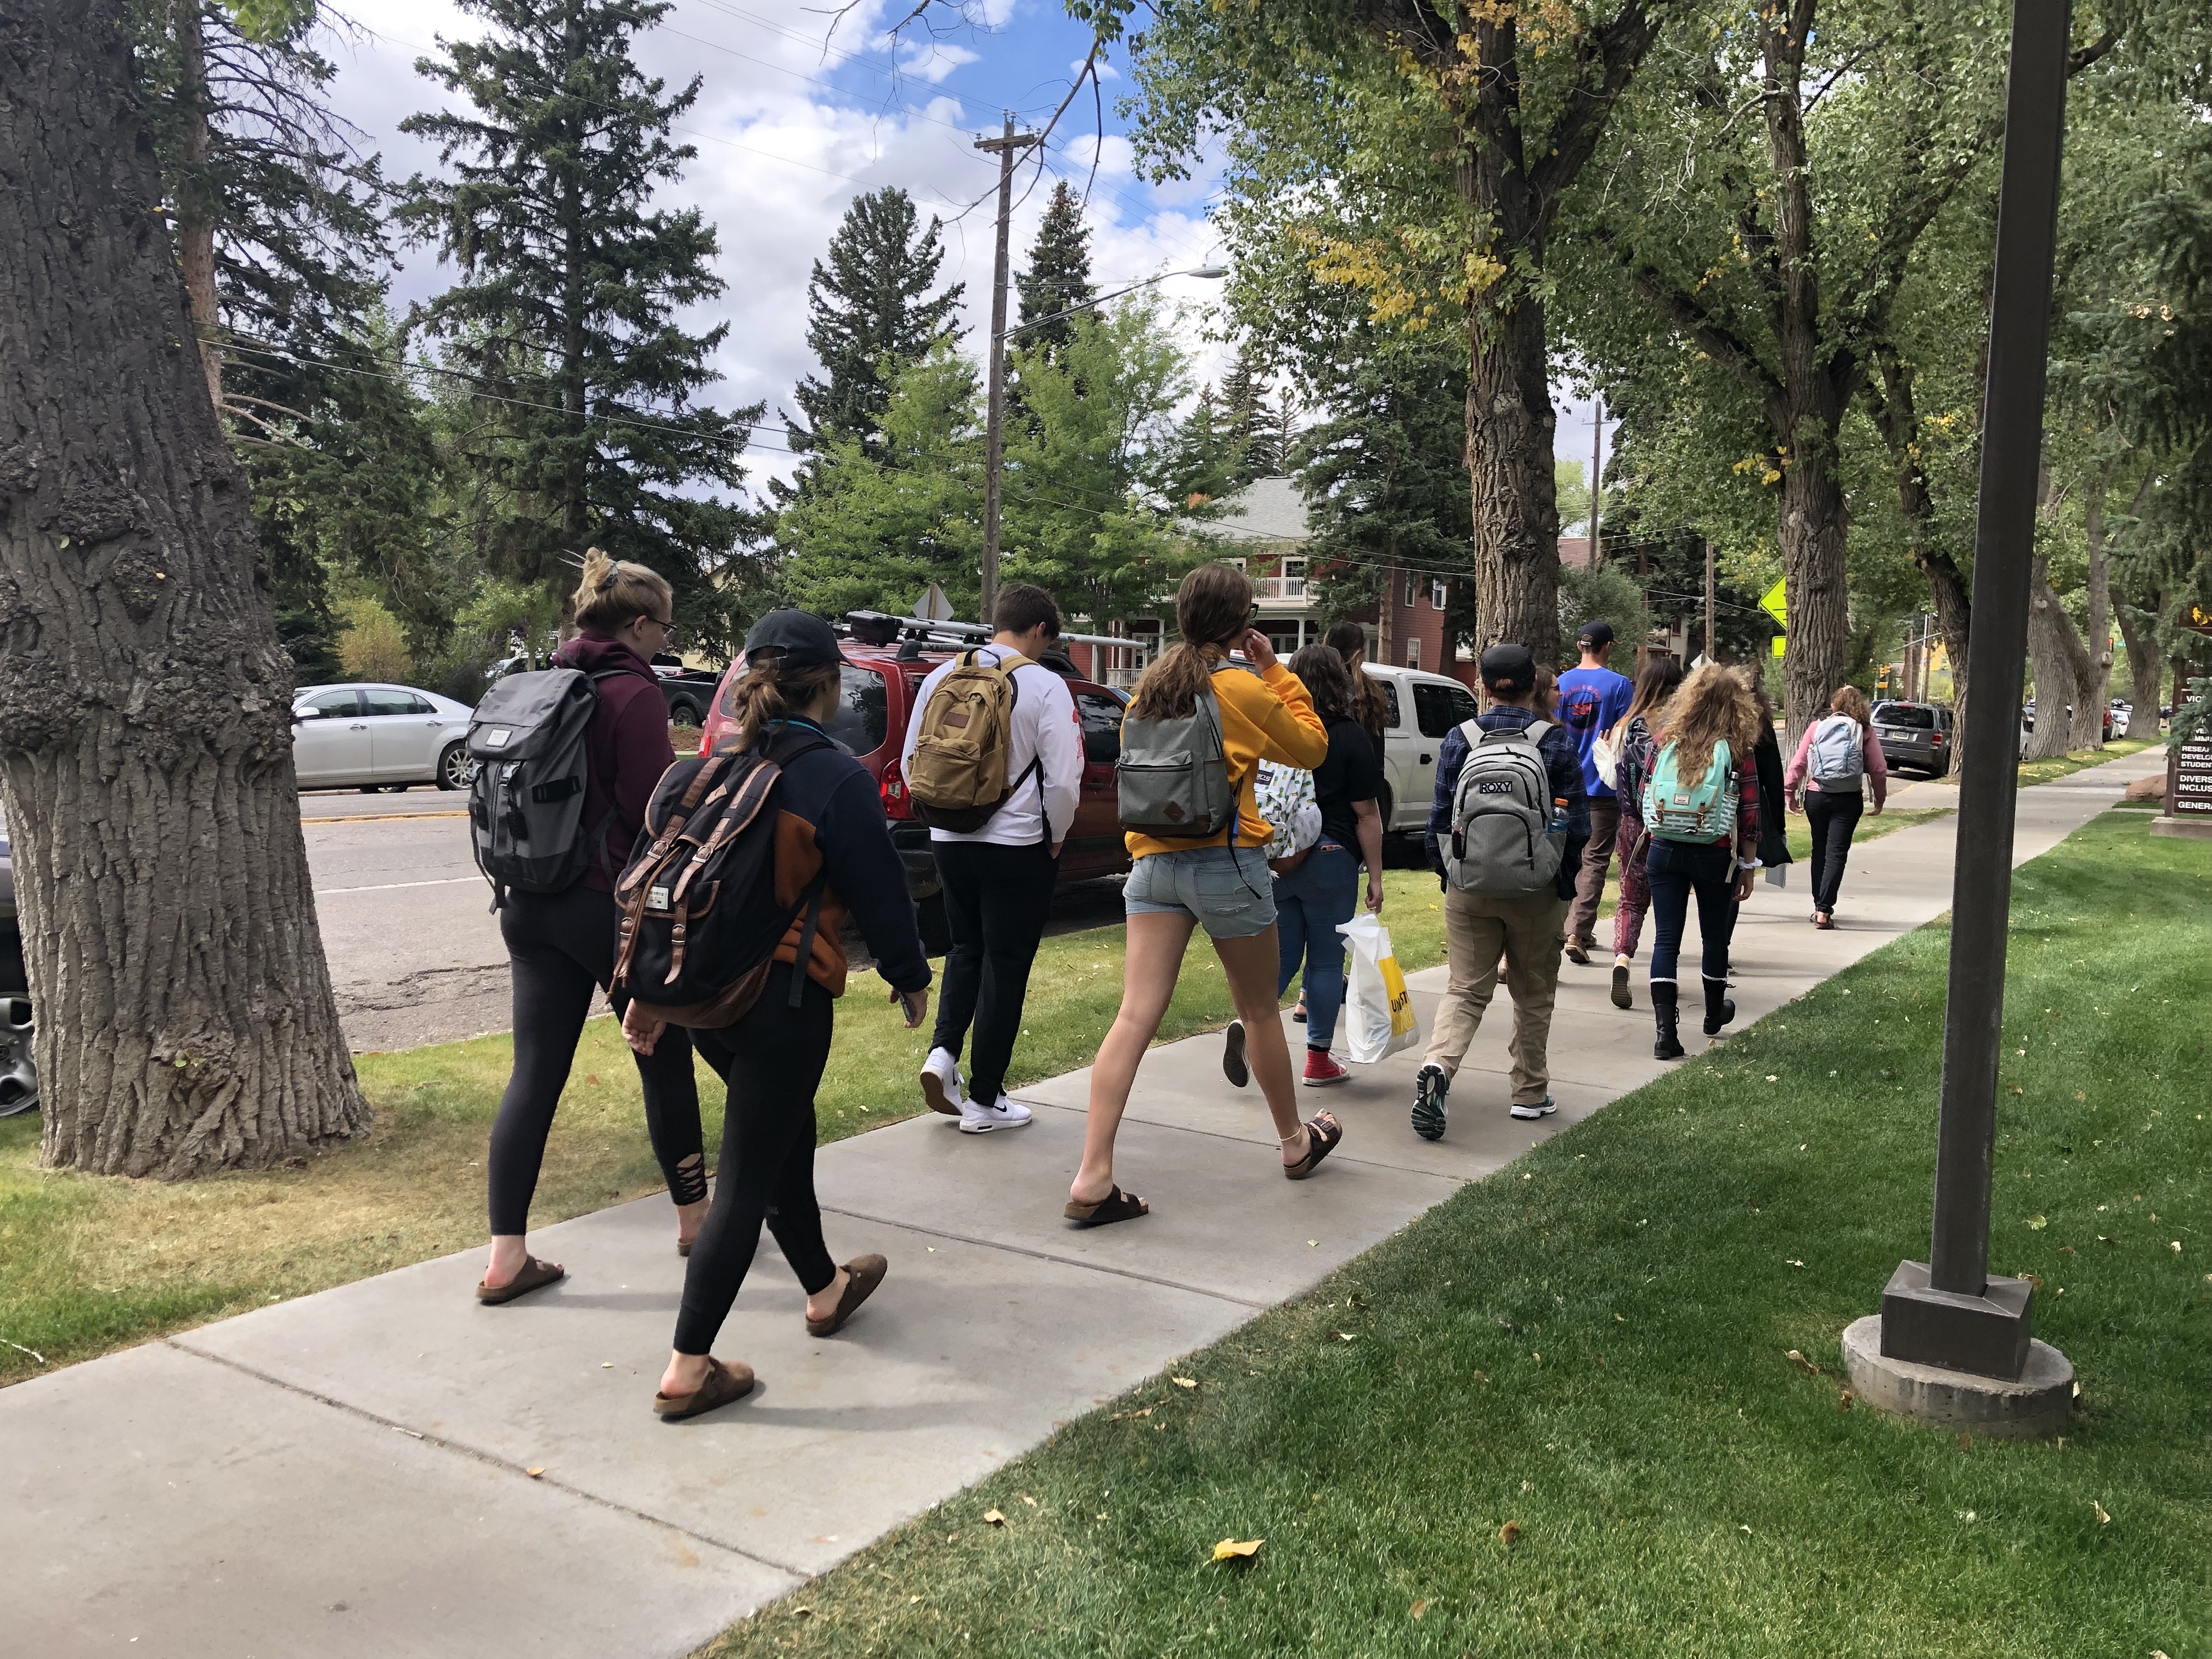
[1,751,2162,1659]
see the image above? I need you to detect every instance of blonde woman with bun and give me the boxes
[477,550,710,1305]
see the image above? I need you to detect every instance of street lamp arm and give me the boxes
[997,266,1226,342]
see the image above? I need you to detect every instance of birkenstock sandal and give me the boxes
[1063,1184,1149,1227]
[475,1255,564,1304]
[1283,1113,1342,1181]
[653,1356,756,1420]
[806,1254,888,1337]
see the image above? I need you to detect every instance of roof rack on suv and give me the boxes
[842,610,1141,657]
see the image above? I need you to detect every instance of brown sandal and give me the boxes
[653,1356,757,1420]
[1063,1184,1150,1227]
[1283,1113,1343,1181]
[475,1255,564,1305]
[806,1254,888,1337]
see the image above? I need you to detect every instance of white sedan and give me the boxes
[291,683,475,792]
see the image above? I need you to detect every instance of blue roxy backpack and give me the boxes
[1641,737,1739,843]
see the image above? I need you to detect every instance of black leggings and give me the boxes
[673,962,839,1356]
[487,885,710,1236]
[1804,789,1864,913]
[1646,838,1740,984]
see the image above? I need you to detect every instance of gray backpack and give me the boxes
[1442,718,1563,894]
[1115,666,1238,839]
[1808,714,1865,788]
[467,667,625,906]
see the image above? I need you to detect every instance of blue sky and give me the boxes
[324,0,1604,500]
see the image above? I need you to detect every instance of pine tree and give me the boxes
[1014,180,1096,361]
[791,187,965,453]
[398,0,760,646]
[1163,384,1240,507]
[1221,350,1280,482]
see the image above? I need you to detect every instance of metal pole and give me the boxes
[1591,397,1604,565]
[1703,538,1716,662]
[975,114,1037,625]
[1876,0,2073,1381]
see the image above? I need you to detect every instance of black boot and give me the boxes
[1702,976,1737,1038]
[1652,981,1685,1060]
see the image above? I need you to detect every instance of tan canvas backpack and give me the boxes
[906,650,1040,833]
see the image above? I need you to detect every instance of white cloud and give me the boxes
[894,39,980,85]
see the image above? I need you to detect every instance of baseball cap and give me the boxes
[1479,642,1537,693]
[1577,620,1616,647]
[743,610,842,671]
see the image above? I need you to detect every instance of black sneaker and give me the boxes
[1411,1063,1449,1141]
[1222,1020,1248,1088]
[1610,962,1633,1010]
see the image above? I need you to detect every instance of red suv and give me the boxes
[699,614,1133,950]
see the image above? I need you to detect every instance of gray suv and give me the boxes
[1871,701,1955,777]
[0,827,33,1118]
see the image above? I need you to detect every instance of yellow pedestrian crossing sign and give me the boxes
[1761,580,1787,658]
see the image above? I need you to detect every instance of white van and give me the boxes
[1359,663,1482,836]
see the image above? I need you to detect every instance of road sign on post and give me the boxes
[1760,580,1787,660]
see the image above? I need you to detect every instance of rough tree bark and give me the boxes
[1869,342,1975,760]
[2074,476,2113,751]
[0,0,368,1176]
[2023,549,2094,760]
[169,0,222,410]
[2115,580,2165,735]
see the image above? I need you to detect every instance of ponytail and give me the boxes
[573,547,673,632]
[724,658,838,753]
[1128,561,1255,720]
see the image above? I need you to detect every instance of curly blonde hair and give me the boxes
[1654,662,1762,787]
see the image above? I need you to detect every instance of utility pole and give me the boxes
[1590,397,1604,566]
[1703,538,1716,662]
[976,114,1040,625]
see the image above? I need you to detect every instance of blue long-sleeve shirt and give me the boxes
[1425,705,1590,901]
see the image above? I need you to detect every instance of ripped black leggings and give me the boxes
[486,884,711,1235]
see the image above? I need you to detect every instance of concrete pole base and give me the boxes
[1841,1316,2074,1439]
[2148,815,2212,840]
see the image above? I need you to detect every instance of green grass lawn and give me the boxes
[703,807,2210,1659]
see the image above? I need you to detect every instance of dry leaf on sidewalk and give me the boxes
[526,1467,545,1479]
[1213,1538,1264,1561]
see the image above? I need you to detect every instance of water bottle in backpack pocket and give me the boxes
[1116,670,1238,839]
[1442,719,1562,894]
[1641,737,1740,843]
[467,668,625,904]
[1807,714,1865,788]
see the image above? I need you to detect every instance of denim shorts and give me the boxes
[1124,844,1278,939]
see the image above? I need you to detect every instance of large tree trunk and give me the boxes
[2116,583,2164,737]
[1464,295,1560,654]
[1775,446,1852,744]
[2076,481,2112,750]
[171,0,221,411]
[1870,343,1974,763]
[0,0,369,1176]
[2023,552,2090,760]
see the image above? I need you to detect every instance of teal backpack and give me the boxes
[1641,737,1739,843]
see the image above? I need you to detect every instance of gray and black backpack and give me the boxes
[467,667,625,906]
[1115,664,1239,840]
[1442,718,1562,894]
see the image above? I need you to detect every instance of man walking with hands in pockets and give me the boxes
[902,584,1083,1132]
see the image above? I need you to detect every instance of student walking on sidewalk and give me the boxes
[1411,644,1588,1142]
[1271,644,1386,1087]
[1604,653,1685,1009]
[1640,664,1763,1059]
[1558,623,1635,966]
[1065,563,1336,1226]
[901,583,1082,1132]
[627,611,933,1420]
[477,551,709,1305]
[1785,685,1887,928]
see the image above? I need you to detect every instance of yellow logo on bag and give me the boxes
[1380,955,1415,1037]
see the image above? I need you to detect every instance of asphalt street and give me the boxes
[298,786,1133,1054]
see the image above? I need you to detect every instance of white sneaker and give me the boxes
[920,1047,966,1116]
[959,1094,1034,1134]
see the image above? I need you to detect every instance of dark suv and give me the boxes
[1870,701,1955,776]
[698,614,1133,950]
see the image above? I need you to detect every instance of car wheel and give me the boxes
[915,891,952,957]
[358,785,379,794]
[668,697,702,731]
[437,741,470,791]
[0,990,35,1120]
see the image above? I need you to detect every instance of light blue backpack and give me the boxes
[1641,738,1739,843]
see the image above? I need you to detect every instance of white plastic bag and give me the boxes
[1338,913,1419,1065]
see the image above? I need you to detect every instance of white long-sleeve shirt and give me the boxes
[900,644,1084,848]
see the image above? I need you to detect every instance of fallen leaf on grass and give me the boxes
[2093,1501,2111,1524]
[1410,1599,1430,1619]
[1785,1350,1820,1375]
[1109,1407,1154,1421]
[1335,1332,1357,1342]
[2027,1215,2047,1230]
[1837,1390,1854,1411]
[1785,1260,1806,1268]
[1172,1376,1198,1389]
[1018,1494,1037,1506]
[1212,1538,1265,1561]
[983,1510,1006,1526]
[1471,1370,1490,1384]
[1498,1521,1521,1545]
[793,1606,813,1618]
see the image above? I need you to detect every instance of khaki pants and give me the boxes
[1423,885,1568,1105]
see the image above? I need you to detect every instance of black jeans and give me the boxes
[674,963,838,1356]
[486,885,708,1237]
[929,838,1057,1108]
[1804,790,1864,914]
[1645,838,1739,984]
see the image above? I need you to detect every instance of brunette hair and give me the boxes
[1530,665,1560,721]
[994,582,1062,639]
[1128,562,1254,720]
[1830,684,1873,726]
[1288,642,1355,724]
[1324,619,1390,744]
[724,658,839,753]
[572,548,673,633]
[1654,661,1762,788]
[1612,653,1685,742]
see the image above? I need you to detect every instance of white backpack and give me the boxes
[1808,715,1865,788]
[1255,760,1322,860]
[1442,719,1562,894]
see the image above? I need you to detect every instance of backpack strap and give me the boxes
[786,874,830,1009]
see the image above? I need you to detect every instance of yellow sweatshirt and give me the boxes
[1125,660,1330,860]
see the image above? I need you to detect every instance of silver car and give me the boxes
[291,683,475,792]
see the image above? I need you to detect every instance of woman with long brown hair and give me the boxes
[1639,663,1763,1059]
[1604,652,1685,1009]
[1067,563,1335,1226]
[1324,619,1391,752]
[1784,683,1888,928]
